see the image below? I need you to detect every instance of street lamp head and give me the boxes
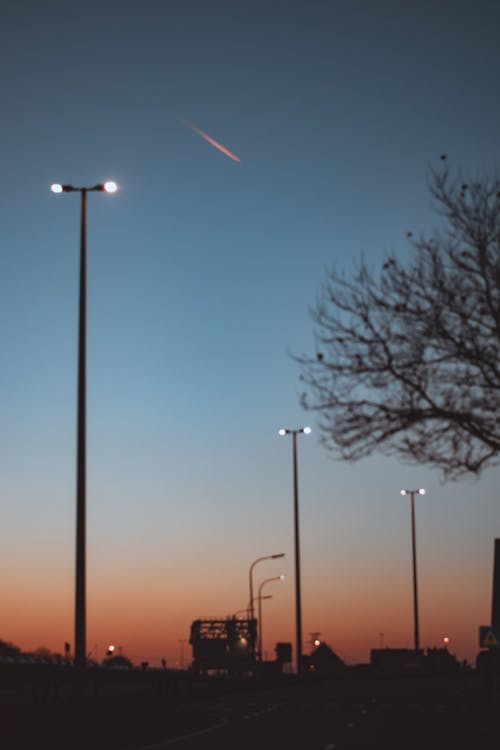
[278,428,287,436]
[418,488,426,495]
[279,574,285,581]
[52,182,118,194]
[400,489,407,496]
[303,426,312,434]
[272,553,285,559]
[103,180,118,193]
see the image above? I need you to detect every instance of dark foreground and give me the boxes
[2,673,500,749]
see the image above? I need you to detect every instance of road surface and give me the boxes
[129,677,500,750]
[3,675,499,749]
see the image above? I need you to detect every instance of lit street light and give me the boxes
[248,553,285,622]
[279,426,311,675]
[51,181,118,670]
[257,575,284,661]
[400,488,426,652]
[248,553,284,664]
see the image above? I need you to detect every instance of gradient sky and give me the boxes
[1,0,499,667]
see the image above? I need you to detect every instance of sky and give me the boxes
[1,0,499,668]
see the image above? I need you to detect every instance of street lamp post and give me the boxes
[248,553,285,622]
[248,553,285,664]
[279,426,311,675]
[51,181,117,670]
[257,575,284,661]
[400,488,426,652]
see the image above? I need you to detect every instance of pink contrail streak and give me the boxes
[182,120,241,163]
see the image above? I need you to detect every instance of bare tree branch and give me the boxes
[297,162,500,478]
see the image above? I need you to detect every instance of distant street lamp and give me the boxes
[248,553,284,665]
[248,553,285,622]
[257,575,284,661]
[279,426,311,675]
[400,488,426,652]
[51,181,118,670]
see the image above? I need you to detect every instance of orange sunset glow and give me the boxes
[3,487,494,668]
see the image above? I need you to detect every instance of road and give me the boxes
[3,675,499,749]
[128,677,500,750]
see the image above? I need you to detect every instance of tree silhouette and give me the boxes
[0,639,22,659]
[297,161,500,478]
[102,653,133,669]
[28,646,64,661]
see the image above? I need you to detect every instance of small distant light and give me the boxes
[280,574,285,581]
[418,488,426,495]
[51,183,63,193]
[313,639,321,647]
[303,426,312,435]
[104,180,118,193]
[106,644,116,655]
[443,636,450,644]
[278,429,286,436]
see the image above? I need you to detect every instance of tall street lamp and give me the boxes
[279,426,311,675]
[257,575,284,661]
[51,181,118,670]
[400,488,426,652]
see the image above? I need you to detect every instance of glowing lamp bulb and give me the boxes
[418,488,426,495]
[104,180,118,193]
[51,183,63,193]
[303,426,312,434]
[278,429,286,436]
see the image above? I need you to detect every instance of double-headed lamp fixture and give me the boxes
[51,181,118,194]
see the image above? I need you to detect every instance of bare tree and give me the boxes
[297,160,500,478]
